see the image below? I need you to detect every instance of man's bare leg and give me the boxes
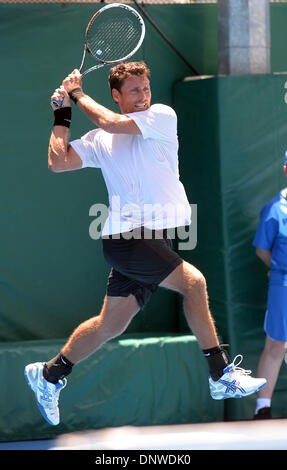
[257,336,286,398]
[61,261,218,365]
[159,261,219,349]
[43,294,140,383]
[159,260,232,382]
[61,294,140,364]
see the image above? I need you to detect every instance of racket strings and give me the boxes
[87,11,142,62]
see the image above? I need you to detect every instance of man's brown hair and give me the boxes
[108,61,150,92]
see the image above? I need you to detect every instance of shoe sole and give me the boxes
[211,380,267,400]
[24,366,59,426]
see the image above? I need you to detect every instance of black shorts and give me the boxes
[102,227,183,309]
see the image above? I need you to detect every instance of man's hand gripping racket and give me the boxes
[52,3,145,108]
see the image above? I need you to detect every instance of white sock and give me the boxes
[255,398,271,414]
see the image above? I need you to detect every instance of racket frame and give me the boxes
[53,3,145,107]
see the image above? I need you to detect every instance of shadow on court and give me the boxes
[0,420,287,450]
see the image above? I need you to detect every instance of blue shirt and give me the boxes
[253,189,287,285]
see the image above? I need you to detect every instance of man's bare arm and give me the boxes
[48,86,83,173]
[255,247,272,268]
[77,94,140,134]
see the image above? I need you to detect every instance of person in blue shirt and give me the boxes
[253,154,287,419]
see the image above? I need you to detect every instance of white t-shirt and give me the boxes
[70,103,191,236]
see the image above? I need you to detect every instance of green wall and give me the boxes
[271,2,287,72]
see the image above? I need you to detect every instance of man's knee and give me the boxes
[97,294,140,339]
[182,262,207,297]
[265,337,287,359]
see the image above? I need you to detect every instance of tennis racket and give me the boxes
[53,3,145,107]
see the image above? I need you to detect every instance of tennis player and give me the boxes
[25,61,266,425]
[253,154,287,419]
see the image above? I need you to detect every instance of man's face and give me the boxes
[112,74,151,114]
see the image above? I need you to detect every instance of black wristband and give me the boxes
[53,107,72,128]
[68,88,85,104]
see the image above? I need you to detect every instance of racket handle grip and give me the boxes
[52,99,64,107]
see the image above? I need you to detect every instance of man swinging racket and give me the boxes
[24,61,266,425]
